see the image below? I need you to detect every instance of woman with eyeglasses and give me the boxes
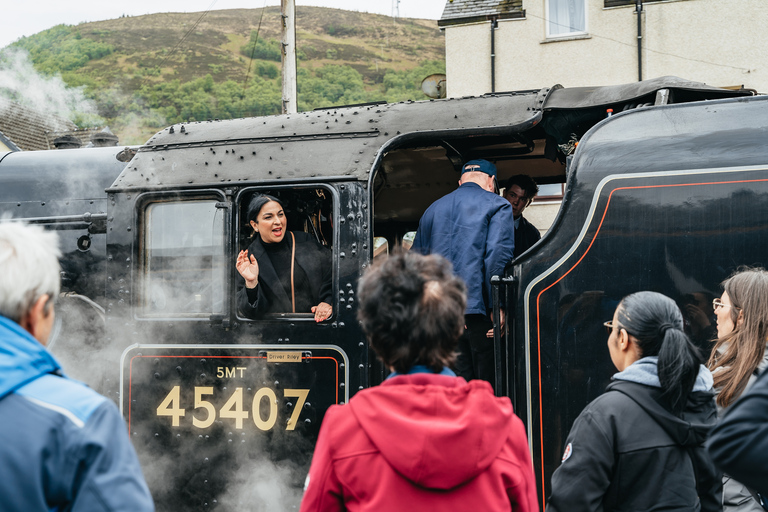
[547,291,719,512]
[707,268,768,512]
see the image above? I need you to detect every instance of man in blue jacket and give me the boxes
[412,159,516,388]
[0,221,154,511]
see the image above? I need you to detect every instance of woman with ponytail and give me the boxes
[707,268,768,511]
[547,291,720,512]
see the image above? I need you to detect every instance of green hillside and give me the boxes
[7,6,445,144]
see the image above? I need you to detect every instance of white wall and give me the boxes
[445,0,766,96]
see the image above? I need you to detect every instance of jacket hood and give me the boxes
[608,373,717,447]
[612,356,714,392]
[348,374,514,490]
[0,315,61,399]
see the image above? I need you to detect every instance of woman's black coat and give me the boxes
[237,231,332,319]
[547,380,721,512]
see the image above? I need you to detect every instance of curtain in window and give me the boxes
[549,0,586,36]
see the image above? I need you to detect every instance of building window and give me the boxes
[547,0,587,37]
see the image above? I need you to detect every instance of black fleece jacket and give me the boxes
[237,231,332,319]
[708,368,768,496]
[547,380,721,512]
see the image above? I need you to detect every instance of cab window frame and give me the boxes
[234,184,338,323]
[135,189,230,322]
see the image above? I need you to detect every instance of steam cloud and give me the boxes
[49,303,312,511]
[0,47,101,125]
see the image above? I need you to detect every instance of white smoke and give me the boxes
[0,46,101,124]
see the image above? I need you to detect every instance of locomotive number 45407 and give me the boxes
[157,386,309,431]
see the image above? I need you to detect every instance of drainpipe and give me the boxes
[490,16,498,93]
[636,0,643,81]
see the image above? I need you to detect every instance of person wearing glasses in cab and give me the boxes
[547,291,720,512]
[502,175,541,258]
[706,268,768,512]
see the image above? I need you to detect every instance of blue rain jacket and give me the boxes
[412,182,516,316]
[0,315,154,512]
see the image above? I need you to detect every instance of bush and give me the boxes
[240,35,281,62]
[12,25,113,73]
[256,62,278,79]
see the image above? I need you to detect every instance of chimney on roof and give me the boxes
[53,134,82,149]
[90,129,119,147]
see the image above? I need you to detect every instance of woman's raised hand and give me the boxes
[236,250,260,288]
[312,302,333,322]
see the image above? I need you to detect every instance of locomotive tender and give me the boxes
[1,76,765,509]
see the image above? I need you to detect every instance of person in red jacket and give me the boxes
[299,252,538,512]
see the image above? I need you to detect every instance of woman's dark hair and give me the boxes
[617,291,703,414]
[707,267,768,408]
[246,194,283,223]
[357,252,467,374]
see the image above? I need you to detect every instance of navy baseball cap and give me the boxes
[462,159,497,178]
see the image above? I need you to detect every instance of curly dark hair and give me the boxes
[503,175,539,200]
[357,252,467,374]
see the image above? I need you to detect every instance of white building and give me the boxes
[439,0,766,97]
[438,0,766,233]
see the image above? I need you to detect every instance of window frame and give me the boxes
[233,184,338,323]
[135,189,230,322]
[545,0,589,39]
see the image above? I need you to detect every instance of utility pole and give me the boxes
[281,0,297,114]
[392,0,400,18]
[636,0,643,82]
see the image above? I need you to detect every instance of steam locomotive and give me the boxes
[1,76,765,510]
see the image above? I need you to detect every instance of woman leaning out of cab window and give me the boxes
[707,268,768,512]
[547,291,720,512]
[236,194,332,321]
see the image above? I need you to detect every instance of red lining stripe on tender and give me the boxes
[534,178,768,508]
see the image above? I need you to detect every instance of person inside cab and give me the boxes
[411,159,515,390]
[502,175,541,258]
[236,194,332,322]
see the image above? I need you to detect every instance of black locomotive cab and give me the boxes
[1,76,764,510]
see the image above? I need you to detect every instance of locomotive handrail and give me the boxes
[491,274,518,401]
[0,212,108,233]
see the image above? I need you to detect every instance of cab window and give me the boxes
[139,199,226,318]
[236,187,334,320]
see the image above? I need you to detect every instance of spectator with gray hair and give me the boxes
[0,221,154,511]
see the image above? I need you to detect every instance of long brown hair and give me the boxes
[707,268,768,408]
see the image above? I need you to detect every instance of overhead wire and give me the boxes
[531,10,752,74]
[138,0,220,90]
[242,0,271,99]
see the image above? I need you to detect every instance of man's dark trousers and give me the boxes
[455,314,495,387]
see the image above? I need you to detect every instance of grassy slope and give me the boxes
[77,7,442,93]
[7,7,444,144]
